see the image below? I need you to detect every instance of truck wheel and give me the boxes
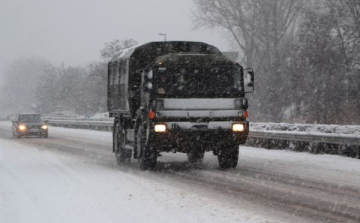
[136,123,157,170]
[187,151,205,163]
[114,122,131,164]
[218,145,239,169]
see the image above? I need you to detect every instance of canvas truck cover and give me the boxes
[107,41,221,116]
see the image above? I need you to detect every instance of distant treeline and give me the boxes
[0,39,137,116]
[0,58,106,116]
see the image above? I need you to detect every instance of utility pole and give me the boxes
[159,33,167,42]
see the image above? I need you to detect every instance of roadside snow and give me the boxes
[251,122,360,137]
[0,136,271,223]
[1,121,360,222]
[238,146,360,188]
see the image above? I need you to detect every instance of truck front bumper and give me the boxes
[149,121,249,153]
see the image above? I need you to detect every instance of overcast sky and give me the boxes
[0,0,228,70]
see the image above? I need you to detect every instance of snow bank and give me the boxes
[251,122,360,137]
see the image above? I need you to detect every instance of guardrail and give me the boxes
[48,119,113,131]
[47,119,360,159]
[247,131,360,159]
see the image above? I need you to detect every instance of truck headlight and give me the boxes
[232,124,245,132]
[41,125,48,130]
[18,125,27,131]
[154,124,167,133]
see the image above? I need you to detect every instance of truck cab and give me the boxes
[108,41,254,170]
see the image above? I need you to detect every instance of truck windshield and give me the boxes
[154,66,243,98]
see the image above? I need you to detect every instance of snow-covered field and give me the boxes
[1,121,360,223]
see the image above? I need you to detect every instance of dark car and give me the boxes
[12,114,48,138]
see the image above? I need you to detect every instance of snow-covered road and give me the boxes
[1,121,360,223]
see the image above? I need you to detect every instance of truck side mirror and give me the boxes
[244,68,254,93]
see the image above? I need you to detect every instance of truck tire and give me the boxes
[187,151,205,163]
[136,122,157,170]
[114,122,131,164]
[218,145,239,169]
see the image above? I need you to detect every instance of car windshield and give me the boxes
[19,114,43,122]
[154,65,243,98]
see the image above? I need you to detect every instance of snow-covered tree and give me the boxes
[100,39,138,61]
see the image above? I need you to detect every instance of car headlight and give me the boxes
[18,125,27,131]
[154,124,167,133]
[41,125,48,130]
[232,123,245,132]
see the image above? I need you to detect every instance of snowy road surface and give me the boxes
[1,121,360,223]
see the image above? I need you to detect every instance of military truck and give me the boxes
[107,41,254,170]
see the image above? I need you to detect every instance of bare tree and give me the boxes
[193,0,303,68]
[343,0,360,37]
[290,1,360,124]
[326,0,360,69]
[193,0,304,122]
[100,39,138,61]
